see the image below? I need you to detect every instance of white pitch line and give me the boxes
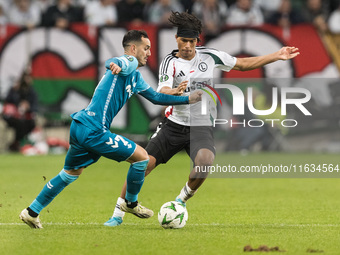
[1,222,340,227]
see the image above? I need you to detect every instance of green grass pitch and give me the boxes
[1,152,340,254]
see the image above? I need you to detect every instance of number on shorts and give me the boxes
[106,135,131,149]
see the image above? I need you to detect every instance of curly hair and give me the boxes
[168,11,202,34]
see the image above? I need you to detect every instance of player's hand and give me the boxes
[189,90,203,104]
[110,62,122,75]
[278,46,300,60]
[175,81,188,95]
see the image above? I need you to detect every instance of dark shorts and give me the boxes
[145,118,215,166]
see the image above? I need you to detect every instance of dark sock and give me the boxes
[27,207,39,217]
[125,199,138,208]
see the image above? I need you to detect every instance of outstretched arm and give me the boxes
[160,81,188,96]
[139,87,202,105]
[233,46,300,71]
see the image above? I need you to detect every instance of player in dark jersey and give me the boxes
[105,12,300,227]
[19,30,202,229]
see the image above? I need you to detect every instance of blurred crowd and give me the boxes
[0,0,339,35]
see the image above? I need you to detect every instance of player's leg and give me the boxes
[96,131,154,220]
[188,148,214,189]
[176,126,215,204]
[176,148,214,204]
[120,155,157,198]
[20,168,84,229]
[105,118,185,226]
[104,155,157,226]
[117,144,155,218]
[120,120,191,217]
[20,120,100,228]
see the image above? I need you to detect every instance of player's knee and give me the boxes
[145,156,156,176]
[195,155,214,166]
[140,149,149,162]
[195,150,214,166]
[132,158,149,172]
[60,169,81,184]
[64,168,84,176]
[134,146,149,162]
[195,154,214,166]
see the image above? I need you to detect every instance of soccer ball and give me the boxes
[158,201,188,229]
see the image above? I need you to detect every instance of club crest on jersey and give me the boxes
[125,56,134,62]
[159,74,169,82]
[198,62,208,72]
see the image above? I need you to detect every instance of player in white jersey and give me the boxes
[159,46,236,126]
[104,11,300,227]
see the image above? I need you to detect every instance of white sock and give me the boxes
[177,182,196,202]
[112,197,125,218]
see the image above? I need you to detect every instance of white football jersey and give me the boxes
[157,47,237,126]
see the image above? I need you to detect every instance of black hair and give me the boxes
[168,11,202,35]
[122,30,149,49]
